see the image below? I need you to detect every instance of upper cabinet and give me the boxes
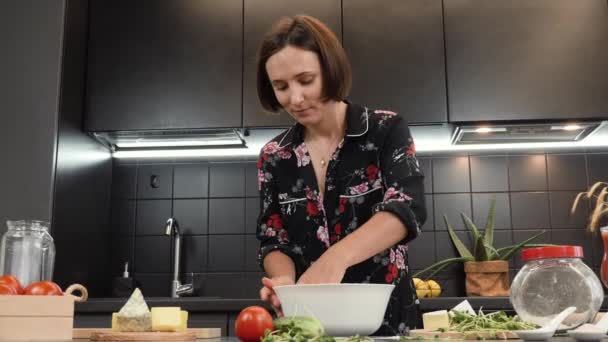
[85,0,242,131]
[445,0,608,122]
[343,0,447,124]
[242,0,342,127]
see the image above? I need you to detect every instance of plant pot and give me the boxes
[464,260,509,296]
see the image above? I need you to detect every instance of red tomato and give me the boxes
[24,281,63,296]
[235,306,274,342]
[0,275,24,294]
[0,283,17,295]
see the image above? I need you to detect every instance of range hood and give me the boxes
[97,120,608,158]
[451,122,600,145]
[92,129,246,152]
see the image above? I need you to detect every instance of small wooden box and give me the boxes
[0,295,76,341]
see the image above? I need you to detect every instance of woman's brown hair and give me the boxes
[256,15,352,112]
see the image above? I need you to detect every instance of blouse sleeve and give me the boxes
[372,116,427,244]
[256,150,304,273]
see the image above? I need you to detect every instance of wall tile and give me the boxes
[470,156,508,192]
[591,229,604,268]
[112,164,137,199]
[509,155,547,191]
[244,235,261,272]
[472,193,511,230]
[173,199,208,235]
[588,153,608,186]
[547,154,587,191]
[208,235,245,272]
[136,200,172,235]
[551,229,593,266]
[137,165,173,199]
[173,165,208,198]
[408,231,436,270]
[202,273,244,298]
[550,192,589,229]
[209,198,245,234]
[435,231,470,273]
[111,200,136,236]
[134,236,171,273]
[434,194,472,230]
[432,157,470,193]
[418,158,432,194]
[245,198,260,234]
[182,236,208,273]
[510,192,550,229]
[513,230,552,268]
[209,164,245,197]
[245,163,259,197]
[134,273,171,297]
[242,272,264,299]
[421,195,434,231]
[110,237,134,277]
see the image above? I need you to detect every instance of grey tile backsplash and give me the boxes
[109,152,608,298]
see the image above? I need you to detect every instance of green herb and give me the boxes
[261,316,373,342]
[449,310,539,332]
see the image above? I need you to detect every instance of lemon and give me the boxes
[426,279,442,297]
[413,277,430,298]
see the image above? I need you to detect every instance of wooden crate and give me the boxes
[0,295,77,341]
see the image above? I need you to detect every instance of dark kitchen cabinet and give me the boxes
[343,0,447,124]
[242,0,342,127]
[445,0,608,122]
[85,0,242,131]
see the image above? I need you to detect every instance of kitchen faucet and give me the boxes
[165,218,194,298]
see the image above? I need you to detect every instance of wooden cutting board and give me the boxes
[73,328,221,340]
[409,329,519,340]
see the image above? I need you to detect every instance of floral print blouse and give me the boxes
[256,102,427,335]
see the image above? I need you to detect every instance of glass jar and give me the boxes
[510,246,603,329]
[0,220,56,287]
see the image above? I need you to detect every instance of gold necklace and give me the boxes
[308,135,342,167]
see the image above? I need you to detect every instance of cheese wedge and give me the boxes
[422,310,450,331]
[111,312,118,331]
[151,307,182,332]
[115,288,152,332]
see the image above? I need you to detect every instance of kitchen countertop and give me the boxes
[75,296,608,313]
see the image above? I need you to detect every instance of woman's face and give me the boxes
[265,45,328,126]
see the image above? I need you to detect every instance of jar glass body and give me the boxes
[0,220,55,287]
[510,257,603,329]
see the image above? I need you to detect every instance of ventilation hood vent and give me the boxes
[93,129,246,152]
[452,122,601,145]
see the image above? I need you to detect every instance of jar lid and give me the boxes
[521,245,583,261]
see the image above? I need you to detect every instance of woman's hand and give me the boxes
[296,250,348,285]
[259,275,294,317]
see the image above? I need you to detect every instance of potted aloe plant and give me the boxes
[413,198,546,296]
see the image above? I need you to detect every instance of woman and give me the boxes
[255,15,427,336]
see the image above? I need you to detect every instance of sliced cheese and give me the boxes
[111,312,118,332]
[116,288,152,332]
[422,310,450,331]
[179,310,189,332]
[151,307,182,332]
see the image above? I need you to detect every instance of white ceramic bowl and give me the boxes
[273,283,394,336]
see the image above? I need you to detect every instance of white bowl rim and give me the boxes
[274,283,395,289]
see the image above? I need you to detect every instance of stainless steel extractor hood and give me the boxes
[92,129,246,152]
[451,122,601,145]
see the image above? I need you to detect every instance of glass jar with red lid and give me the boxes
[510,246,603,329]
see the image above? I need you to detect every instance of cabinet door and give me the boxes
[242,0,341,127]
[445,0,608,122]
[86,0,242,131]
[343,0,447,124]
